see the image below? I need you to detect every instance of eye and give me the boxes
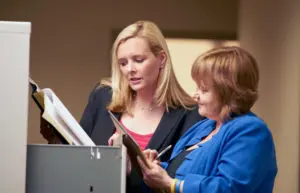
[200,87,209,93]
[136,59,144,63]
[118,59,127,66]
[134,56,145,63]
[119,62,126,66]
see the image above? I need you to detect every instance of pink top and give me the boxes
[120,121,154,150]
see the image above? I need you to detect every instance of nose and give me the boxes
[193,90,200,102]
[127,61,137,73]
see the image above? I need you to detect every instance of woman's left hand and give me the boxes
[137,155,173,190]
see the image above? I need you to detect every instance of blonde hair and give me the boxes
[191,46,259,121]
[101,20,195,113]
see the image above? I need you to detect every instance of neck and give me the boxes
[135,85,157,103]
[134,87,159,111]
[135,92,155,106]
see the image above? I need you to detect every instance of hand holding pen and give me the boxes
[143,145,172,165]
[137,145,174,191]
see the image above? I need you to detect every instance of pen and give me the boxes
[156,145,172,160]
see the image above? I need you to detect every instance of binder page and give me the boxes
[42,88,95,146]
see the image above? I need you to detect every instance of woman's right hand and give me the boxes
[40,114,62,144]
[108,132,120,146]
[137,151,172,190]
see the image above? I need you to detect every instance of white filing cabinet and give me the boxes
[0,21,31,193]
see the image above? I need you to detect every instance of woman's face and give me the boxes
[194,80,222,121]
[117,37,165,93]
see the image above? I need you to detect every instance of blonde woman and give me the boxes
[138,46,277,193]
[40,20,203,192]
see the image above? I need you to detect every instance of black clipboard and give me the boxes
[107,111,150,175]
[108,111,165,193]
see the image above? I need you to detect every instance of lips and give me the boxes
[130,77,141,81]
[129,77,142,85]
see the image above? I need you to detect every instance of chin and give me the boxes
[130,84,145,91]
[198,109,207,117]
[198,108,202,115]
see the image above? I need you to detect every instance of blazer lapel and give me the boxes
[146,107,187,151]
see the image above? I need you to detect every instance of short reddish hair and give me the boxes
[191,46,259,121]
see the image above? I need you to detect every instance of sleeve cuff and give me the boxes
[182,174,206,193]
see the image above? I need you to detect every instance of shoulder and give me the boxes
[88,83,112,104]
[226,112,269,133]
[221,113,277,171]
[223,112,274,145]
[91,83,112,97]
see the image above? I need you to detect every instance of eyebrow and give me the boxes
[118,54,145,60]
[117,58,127,64]
[132,54,145,58]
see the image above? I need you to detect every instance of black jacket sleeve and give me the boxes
[79,84,113,143]
[79,84,99,136]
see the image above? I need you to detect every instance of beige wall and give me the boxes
[167,38,239,95]
[239,0,300,192]
[0,1,238,144]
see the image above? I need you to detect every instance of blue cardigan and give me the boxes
[153,112,277,193]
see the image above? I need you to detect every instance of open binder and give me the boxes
[29,77,95,146]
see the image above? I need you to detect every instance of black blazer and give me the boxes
[80,85,203,159]
[79,85,203,192]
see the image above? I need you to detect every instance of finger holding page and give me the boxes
[108,132,120,146]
